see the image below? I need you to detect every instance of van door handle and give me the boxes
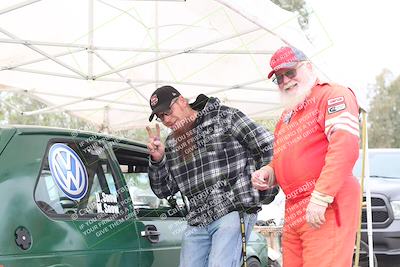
[140,225,160,243]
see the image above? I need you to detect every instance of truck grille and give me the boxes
[370,197,385,206]
[361,196,392,228]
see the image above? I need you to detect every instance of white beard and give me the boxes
[280,76,316,110]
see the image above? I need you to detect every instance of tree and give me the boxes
[368,69,400,148]
[270,0,310,30]
[0,92,95,131]
[112,127,169,144]
[0,92,167,143]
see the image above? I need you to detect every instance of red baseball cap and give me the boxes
[267,46,308,79]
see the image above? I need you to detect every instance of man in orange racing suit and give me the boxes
[252,46,361,267]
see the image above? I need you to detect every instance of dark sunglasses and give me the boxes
[272,63,305,85]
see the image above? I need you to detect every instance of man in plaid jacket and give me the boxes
[146,85,276,267]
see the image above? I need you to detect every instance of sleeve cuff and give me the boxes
[149,155,166,168]
[310,190,334,207]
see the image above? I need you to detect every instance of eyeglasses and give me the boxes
[272,63,305,85]
[155,97,179,122]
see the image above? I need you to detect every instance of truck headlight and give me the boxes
[390,201,400,219]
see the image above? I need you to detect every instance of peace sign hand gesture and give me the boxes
[146,124,165,162]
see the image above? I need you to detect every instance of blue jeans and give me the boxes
[179,211,257,267]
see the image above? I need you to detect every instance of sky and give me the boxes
[306,0,400,93]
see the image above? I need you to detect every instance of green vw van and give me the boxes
[0,126,271,267]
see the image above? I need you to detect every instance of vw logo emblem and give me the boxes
[48,143,88,200]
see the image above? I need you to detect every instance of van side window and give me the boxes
[35,141,120,217]
[113,147,186,217]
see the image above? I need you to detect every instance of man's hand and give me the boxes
[251,166,275,191]
[306,201,327,229]
[146,124,165,162]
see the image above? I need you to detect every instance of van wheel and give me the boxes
[245,257,261,267]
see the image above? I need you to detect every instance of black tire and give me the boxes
[352,240,378,267]
[244,257,261,267]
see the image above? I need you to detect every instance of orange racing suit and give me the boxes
[271,82,361,267]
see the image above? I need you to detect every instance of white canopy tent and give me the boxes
[0,0,318,131]
[0,1,375,265]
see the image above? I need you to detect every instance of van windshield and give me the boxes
[353,150,400,179]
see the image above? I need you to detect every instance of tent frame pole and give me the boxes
[354,111,374,267]
[88,0,94,79]
[93,51,148,102]
[22,82,152,116]
[1,48,85,70]
[0,38,275,54]
[0,28,87,78]
[94,27,261,78]
[0,0,42,15]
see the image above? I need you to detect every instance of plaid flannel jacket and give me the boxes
[149,96,275,226]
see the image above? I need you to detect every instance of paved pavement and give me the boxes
[377,255,400,267]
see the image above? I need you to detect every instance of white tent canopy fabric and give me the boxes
[0,0,315,131]
[0,1,375,262]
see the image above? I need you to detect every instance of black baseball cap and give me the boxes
[148,85,181,121]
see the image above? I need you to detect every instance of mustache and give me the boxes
[281,84,313,110]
